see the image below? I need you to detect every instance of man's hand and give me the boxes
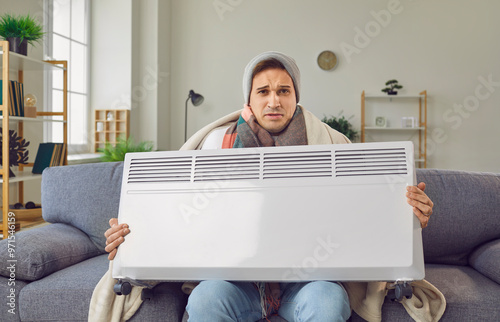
[104,218,130,260]
[407,182,433,228]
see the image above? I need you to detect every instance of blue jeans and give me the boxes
[186,280,351,321]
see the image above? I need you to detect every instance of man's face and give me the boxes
[248,68,297,134]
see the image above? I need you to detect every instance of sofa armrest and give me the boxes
[41,162,124,252]
[469,238,500,284]
[0,223,102,281]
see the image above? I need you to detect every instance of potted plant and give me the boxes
[0,13,45,56]
[321,112,358,142]
[0,128,30,177]
[99,136,154,162]
[381,79,403,95]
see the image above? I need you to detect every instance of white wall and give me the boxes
[92,0,171,150]
[168,0,500,172]
[91,0,132,120]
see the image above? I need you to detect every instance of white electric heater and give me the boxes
[112,141,424,284]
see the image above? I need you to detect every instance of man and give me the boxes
[104,51,434,321]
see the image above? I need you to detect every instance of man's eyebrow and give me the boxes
[255,84,291,91]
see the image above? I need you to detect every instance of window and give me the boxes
[44,0,90,153]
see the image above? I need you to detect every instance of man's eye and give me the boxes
[258,90,268,94]
[279,89,290,94]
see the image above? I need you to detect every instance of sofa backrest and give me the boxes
[41,162,124,252]
[417,169,500,265]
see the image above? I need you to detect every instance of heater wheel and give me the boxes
[114,280,132,296]
[388,281,413,302]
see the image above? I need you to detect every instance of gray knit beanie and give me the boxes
[242,51,301,104]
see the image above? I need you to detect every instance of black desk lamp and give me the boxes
[184,90,204,142]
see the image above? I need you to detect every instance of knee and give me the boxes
[301,281,351,321]
[187,280,235,309]
[186,281,261,321]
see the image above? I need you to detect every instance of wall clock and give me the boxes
[317,50,338,71]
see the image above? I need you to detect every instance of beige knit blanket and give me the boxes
[88,106,445,322]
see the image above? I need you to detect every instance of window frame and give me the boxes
[43,0,91,154]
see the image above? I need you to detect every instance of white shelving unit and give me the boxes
[0,42,67,238]
[361,90,427,168]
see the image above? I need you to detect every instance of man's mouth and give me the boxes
[265,113,283,119]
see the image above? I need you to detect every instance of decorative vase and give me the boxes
[6,37,28,56]
[387,91,398,95]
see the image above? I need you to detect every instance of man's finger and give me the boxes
[108,249,117,261]
[413,207,429,228]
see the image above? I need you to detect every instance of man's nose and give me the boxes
[268,91,280,107]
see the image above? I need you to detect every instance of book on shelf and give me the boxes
[18,81,24,116]
[0,80,25,117]
[9,80,15,116]
[32,143,66,174]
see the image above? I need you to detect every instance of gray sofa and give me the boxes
[0,162,499,321]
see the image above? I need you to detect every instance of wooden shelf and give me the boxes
[0,115,66,123]
[364,127,426,130]
[1,41,67,239]
[0,216,45,237]
[361,90,427,168]
[0,171,42,184]
[364,94,425,99]
[0,51,66,72]
[1,205,41,220]
[94,109,130,152]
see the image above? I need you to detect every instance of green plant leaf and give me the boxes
[98,136,154,162]
[321,112,358,141]
[0,13,44,46]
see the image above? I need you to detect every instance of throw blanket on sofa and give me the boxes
[88,105,445,322]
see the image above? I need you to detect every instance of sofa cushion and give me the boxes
[19,255,188,322]
[422,264,500,321]
[417,169,500,265]
[19,255,109,321]
[469,238,500,284]
[0,275,29,322]
[41,162,124,252]
[349,264,500,321]
[0,223,102,281]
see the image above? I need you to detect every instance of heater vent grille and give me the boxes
[127,157,193,183]
[334,148,408,177]
[127,146,410,183]
[193,154,261,182]
[262,150,332,179]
